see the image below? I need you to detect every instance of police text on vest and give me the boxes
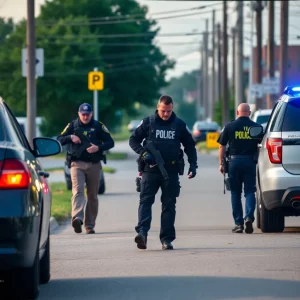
[156,130,175,139]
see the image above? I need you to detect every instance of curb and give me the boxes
[50,216,59,233]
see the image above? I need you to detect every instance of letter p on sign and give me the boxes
[88,71,104,90]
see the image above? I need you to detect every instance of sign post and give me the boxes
[88,68,104,121]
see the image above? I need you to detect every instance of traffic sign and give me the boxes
[250,84,264,98]
[262,77,280,94]
[88,71,104,90]
[22,48,44,77]
[206,132,220,149]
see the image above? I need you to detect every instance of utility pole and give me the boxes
[217,23,222,102]
[211,10,216,121]
[279,0,289,94]
[222,0,229,125]
[26,0,36,145]
[266,1,275,108]
[254,0,263,110]
[203,19,209,120]
[235,1,244,110]
[197,42,202,121]
[248,9,254,104]
[231,27,235,92]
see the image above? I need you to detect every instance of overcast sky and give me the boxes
[1,0,300,80]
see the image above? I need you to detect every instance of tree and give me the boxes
[162,70,199,129]
[0,0,174,136]
[0,17,13,45]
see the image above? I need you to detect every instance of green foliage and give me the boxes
[0,0,174,137]
[0,18,14,45]
[213,89,236,127]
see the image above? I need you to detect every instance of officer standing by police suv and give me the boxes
[57,103,114,234]
[129,95,198,250]
[217,103,262,234]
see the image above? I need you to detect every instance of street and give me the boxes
[39,142,300,300]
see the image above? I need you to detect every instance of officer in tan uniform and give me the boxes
[57,103,114,234]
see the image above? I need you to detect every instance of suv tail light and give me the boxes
[0,159,31,189]
[266,138,282,164]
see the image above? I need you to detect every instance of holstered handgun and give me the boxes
[135,177,141,192]
[178,149,185,176]
[222,152,230,194]
[66,152,72,168]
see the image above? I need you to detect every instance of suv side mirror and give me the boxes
[249,126,264,138]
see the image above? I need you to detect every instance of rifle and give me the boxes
[144,141,169,180]
[73,128,107,163]
[74,128,92,158]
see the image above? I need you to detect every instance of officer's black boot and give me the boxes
[134,231,147,250]
[162,241,174,250]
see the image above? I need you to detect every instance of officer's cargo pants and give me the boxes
[135,171,181,243]
[70,161,101,229]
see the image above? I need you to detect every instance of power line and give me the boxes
[37,1,223,26]
[37,8,223,27]
[39,31,211,41]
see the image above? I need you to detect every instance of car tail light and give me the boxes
[0,159,31,189]
[266,138,282,164]
[193,130,201,136]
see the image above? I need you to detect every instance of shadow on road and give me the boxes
[39,276,300,299]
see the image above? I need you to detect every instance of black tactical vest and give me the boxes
[145,115,181,162]
[69,119,102,162]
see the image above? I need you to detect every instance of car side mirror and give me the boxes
[33,137,62,157]
[249,126,264,138]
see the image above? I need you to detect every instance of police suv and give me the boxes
[250,86,300,232]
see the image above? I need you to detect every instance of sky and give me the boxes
[1,0,300,80]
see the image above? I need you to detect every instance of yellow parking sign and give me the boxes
[88,71,104,90]
[206,132,220,149]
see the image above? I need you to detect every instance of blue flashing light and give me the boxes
[283,86,300,97]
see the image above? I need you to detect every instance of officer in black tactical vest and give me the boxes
[129,95,198,250]
[57,103,114,234]
[217,103,262,234]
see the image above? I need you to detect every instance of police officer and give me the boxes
[57,103,114,234]
[217,103,262,234]
[129,95,198,250]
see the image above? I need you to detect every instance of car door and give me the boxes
[3,103,50,248]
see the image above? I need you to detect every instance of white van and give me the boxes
[16,117,43,137]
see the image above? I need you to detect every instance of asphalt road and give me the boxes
[39,142,300,300]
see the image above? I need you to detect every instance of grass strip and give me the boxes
[50,182,71,223]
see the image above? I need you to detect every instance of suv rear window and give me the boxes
[282,99,300,131]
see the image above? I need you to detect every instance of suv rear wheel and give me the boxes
[260,199,285,233]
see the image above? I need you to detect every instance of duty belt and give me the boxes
[230,155,253,159]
